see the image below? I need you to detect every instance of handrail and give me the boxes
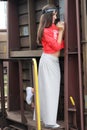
[32,58,41,130]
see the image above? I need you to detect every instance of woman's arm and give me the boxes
[56,22,65,44]
[43,29,64,51]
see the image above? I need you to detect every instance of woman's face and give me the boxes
[52,11,58,23]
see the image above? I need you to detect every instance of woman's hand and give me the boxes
[56,21,65,31]
[56,21,65,44]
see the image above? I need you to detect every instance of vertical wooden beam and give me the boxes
[80,0,87,128]
[28,0,37,50]
[19,60,27,123]
[0,61,6,117]
[8,0,20,54]
[81,0,87,91]
[8,61,20,111]
[80,0,87,41]
[76,1,84,130]
[64,0,69,129]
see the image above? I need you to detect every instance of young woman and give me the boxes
[37,4,64,128]
[26,4,64,129]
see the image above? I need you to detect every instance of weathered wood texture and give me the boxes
[7,60,33,111]
[8,0,61,57]
[0,30,8,59]
[81,0,87,102]
[6,111,65,130]
[81,0,87,93]
[64,0,84,129]
[81,0,87,128]
[8,0,20,52]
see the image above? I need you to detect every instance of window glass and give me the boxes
[0,2,7,29]
[59,0,64,21]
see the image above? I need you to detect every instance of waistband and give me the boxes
[41,53,59,62]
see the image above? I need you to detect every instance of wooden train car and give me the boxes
[0,0,87,130]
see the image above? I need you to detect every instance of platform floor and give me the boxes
[6,110,65,130]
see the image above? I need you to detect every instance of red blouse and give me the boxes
[41,24,64,53]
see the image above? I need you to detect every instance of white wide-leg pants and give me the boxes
[38,53,61,125]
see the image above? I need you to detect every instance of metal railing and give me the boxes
[32,58,41,130]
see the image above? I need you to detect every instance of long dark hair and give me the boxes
[37,4,58,44]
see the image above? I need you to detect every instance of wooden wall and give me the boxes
[0,29,8,109]
[8,0,65,58]
[0,30,8,59]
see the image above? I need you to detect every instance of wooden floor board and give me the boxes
[6,111,65,130]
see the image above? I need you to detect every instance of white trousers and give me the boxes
[38,53,61,125]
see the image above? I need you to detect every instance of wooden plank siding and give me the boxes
[8,0,61,57]
[18,0,29,50]
[0,30,8,59]
[0,30,8,111]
